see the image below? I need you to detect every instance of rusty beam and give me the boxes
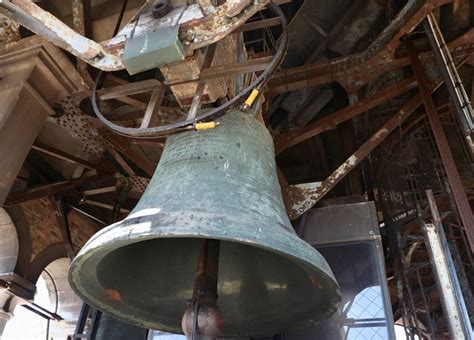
[285,57,473,220]
[32,142,97,170]
[166,56,273,86]
[4,174,114,206]
[140,88,165,128]
[99,79,163,101]
[408,40,474,253]
[267,0,454,95]
[339,120,362,195]
[287,93,423,220]
[103,133,156,177]
[234,17,281,33]
[72,0,94,87]
[274,77,417,154]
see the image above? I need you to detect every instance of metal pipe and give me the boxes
[423,190,473,339]
[424,13,474,133]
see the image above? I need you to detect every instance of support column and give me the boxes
[423,190,473,339]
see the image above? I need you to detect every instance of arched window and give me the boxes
[3,258,82,340]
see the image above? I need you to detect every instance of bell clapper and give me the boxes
[182,239,223,340]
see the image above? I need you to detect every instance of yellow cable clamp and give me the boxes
[195,121,219,131]
[244,89,260,108]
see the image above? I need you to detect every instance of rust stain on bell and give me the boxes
[106,288,122,302]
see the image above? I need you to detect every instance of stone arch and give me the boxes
[26,243,67,283]
[42,258,83,338]
[0,208,18,274]
[3,257,83,340]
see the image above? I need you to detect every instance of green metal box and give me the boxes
[122,25,186,75]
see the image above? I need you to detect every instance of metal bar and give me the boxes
[73,304,91,339]
[32,142,97,169]
[140,87,165,128]
[81,186,118,196]
[267,0,454,95]
[103,133,155,177]
[407,41,474,252]
[424,190,474,339]
[63,202,107,226]
[72,0,94,87]
[286,93,423,220]
[235,32,244,94]
[306,0,364,64]
[187,44,217,120]
[4,174,114,205]
[80,199,129,213]
[424,13,474,133]
[234,17,281,33]
[99,79,163,101]
[108,148,136,176]
[274,77,417,154]
[53,197,75,260]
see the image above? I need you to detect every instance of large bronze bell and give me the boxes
[68,110,340,337]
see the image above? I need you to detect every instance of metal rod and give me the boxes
[423,190,474,339]
[423,13,474,133]
[407,40,474,253]
[187,44,217,121]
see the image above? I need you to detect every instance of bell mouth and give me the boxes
[69,233,340,337]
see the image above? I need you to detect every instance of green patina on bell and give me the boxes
[68,110,340,337]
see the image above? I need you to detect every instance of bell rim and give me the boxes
[69,215,341,336]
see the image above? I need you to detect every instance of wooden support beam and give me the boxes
[274,77,417,154]
[408,40,474,253]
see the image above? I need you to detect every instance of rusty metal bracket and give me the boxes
[1,0,270,72]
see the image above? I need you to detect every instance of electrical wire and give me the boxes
[91,1,288,138]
